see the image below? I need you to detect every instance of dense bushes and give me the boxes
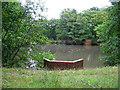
[95,2,120,66]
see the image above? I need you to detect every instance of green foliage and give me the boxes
[82,7,108,39]
[54,8,107,44]
[30,51,55,67]
[95,2,120,65]
[56,8,79,40]
[2,2,49,68]
[39,19,59,40]
[36,7,107,45]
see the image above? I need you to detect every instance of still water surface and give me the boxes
[40,44,104,69]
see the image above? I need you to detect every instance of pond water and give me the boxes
[40,44,105,69]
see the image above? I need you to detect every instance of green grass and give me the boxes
[2,66,118,88]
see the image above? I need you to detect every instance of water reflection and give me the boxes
[40,44,104,68]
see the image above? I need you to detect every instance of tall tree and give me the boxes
[95,2,120,65]
[56,8,77,40]
[83,7,107,40]
[55,8,107,44]
[2,1,48,67]
[39,19,59,40]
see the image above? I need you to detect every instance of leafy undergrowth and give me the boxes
[2,66,118,88]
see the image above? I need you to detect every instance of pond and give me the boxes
[40,44,105,69]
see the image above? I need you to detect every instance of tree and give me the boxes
[55,8,107,45]
[56,8,78,40]
[95,2,120,65]
[38,19,59,40]
[82,7,108,40]
[2,1,50,68]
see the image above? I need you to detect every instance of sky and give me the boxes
[44,0,112,20]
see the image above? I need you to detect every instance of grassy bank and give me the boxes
[2,66,118,88]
